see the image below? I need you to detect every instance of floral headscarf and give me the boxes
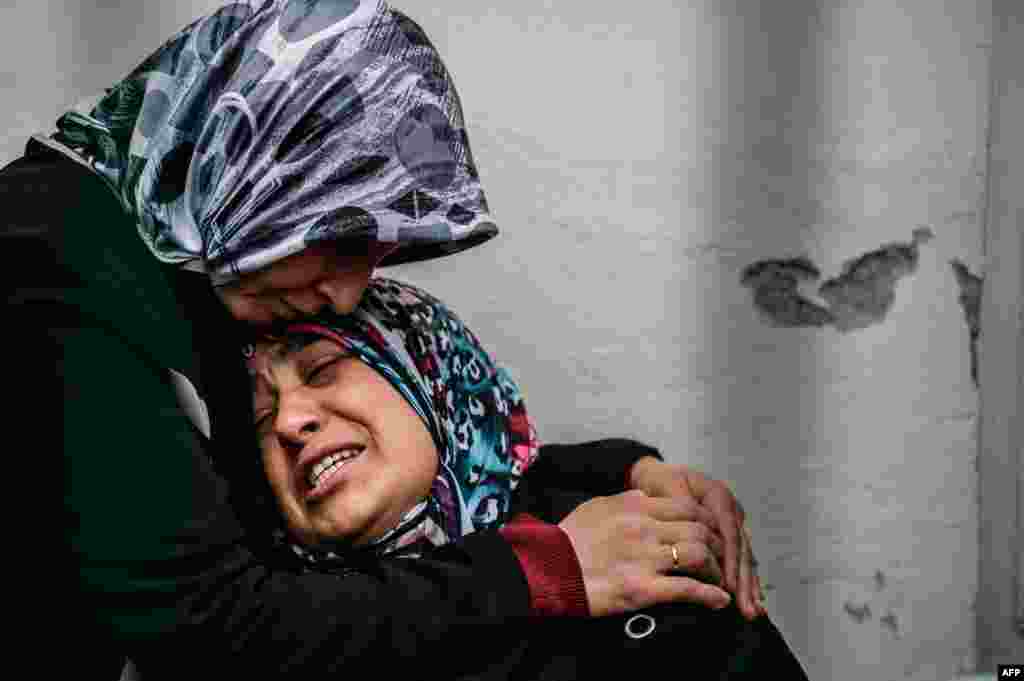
[250,278,540,566]
[33,0,496,284]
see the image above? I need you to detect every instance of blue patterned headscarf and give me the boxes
[34,0,496,284]
[248,278,540,564]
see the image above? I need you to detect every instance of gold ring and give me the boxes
[671,544,680,569]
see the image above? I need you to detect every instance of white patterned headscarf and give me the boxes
[34,0,496,284]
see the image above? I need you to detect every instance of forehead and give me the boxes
[246,333,338,376]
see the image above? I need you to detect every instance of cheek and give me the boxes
[344,364,439,501]
[262,447,300,517]
[217,289,274,324]
[387,407,439,497]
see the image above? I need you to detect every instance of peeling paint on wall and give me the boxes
[819,228,934,331]
[880,611,901,638]
[950,259,982,386]
[742,228,935,332]
[739,257,834,328]
[843,601,872,623]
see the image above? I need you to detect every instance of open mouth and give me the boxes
[303,446,365,496]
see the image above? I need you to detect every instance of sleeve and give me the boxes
[501,439,666,615]
[525,438,664,497]
[499,514,589,617]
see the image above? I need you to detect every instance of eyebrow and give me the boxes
[248,334,323,392]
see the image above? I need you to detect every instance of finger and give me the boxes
[682,469,714,501]
[708,529,725,560]
[663,540,724,587]
[745,524,763,619]
[655,520,725,561]
[642,496,720,532]
[716,509,740,593]
[703,546,724,587]
[645,575,732,612]
[743,525,766,615]
[737,526,758,621]
[755,572,767,616]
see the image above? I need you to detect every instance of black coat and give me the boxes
[497,464,810,680]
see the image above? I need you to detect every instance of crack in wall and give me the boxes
[950,259,982,386]
[742,228,935,333]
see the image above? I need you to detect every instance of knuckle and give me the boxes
[619,573,648,607]
[621,491,648,512]
[621,523,646,544]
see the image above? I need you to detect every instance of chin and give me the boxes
[313,511,370,546]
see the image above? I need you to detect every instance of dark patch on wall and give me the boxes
[743,228,934,332]
[740,257,834,328]
[843,601,872,623]
[873,569,886,591]
[950,259,982,387]
[879,611,901,638]
[818,228,934,332]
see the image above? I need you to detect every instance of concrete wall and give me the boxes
[1,2,1000,679]
[977,0,1024,669]
[394,3,990,678]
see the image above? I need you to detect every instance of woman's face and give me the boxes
[216,241,395,326]
[249,335,439,547]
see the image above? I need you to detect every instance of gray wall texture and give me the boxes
[3,1,1016,679]
[977,0,1024,670]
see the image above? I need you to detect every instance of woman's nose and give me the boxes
[316,267,372,315]
[282,288,331,317]
[274,393,323,447]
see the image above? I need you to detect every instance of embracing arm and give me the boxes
[520,437,764,620]
[53,306,532,678]
[527,438,663,496]
[1,148,534,677]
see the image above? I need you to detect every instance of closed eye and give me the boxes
[306,353,351,386]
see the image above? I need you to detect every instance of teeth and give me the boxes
[308,449,360,488]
